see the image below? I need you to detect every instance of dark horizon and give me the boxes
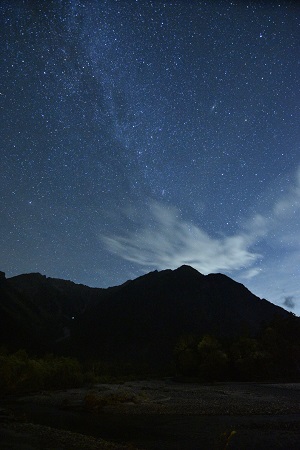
[1,264,296,317]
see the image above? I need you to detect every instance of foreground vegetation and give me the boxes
[1,315,299,395]
[0,350,86,394]
[174,315,300,381]
[0,349,159,395]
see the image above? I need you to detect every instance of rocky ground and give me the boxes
[0,421,133,450]
[1,380,300,449]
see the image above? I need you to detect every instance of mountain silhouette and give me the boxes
[72,265,290,366]
[0,271,101,353]
[0,266,291,366]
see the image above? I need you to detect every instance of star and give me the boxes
[0,1,299,314]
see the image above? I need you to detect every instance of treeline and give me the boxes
[1,315,299,394]
[174,315,300,381]
[0,349,88,395]
[0,349,155,395]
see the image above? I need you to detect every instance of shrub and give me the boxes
[0,351,84,394]
[84,389,148,412]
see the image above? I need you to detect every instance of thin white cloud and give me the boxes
[241,166,300,313]
[241,267,262,280]
[101,165,300,314]
[102,202,260,274]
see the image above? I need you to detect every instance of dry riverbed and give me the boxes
[1,380,300,449]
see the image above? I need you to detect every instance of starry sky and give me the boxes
[1,1,299,314]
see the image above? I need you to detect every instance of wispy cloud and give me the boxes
[101,166,300,314]
[240,166,300,311]
[102,167,300,276]
[102,202,260,274]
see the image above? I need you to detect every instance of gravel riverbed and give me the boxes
[1,380,300,449]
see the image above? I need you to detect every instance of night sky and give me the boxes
[1,1,299,314]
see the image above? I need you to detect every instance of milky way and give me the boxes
[1,1,299,314]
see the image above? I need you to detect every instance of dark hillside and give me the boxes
[73,266,290,366]
[0,266,291,367]
[0,272,103,353]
